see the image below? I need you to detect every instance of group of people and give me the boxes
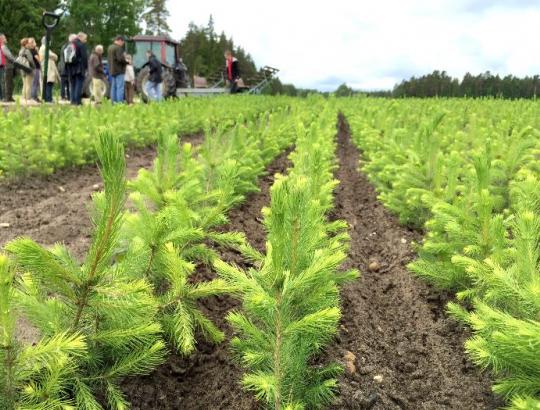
[0,32,164,106]
[0,30,242,105]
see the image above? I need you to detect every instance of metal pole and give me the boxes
[41,12,62,101]
[42,30,51,101]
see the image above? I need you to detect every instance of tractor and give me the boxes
[127,35,192,101]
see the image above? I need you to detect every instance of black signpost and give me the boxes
[41,11,63,101]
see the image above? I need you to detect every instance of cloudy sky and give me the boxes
[169,0,540,91]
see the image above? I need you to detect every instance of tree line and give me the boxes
[392,70,540,99]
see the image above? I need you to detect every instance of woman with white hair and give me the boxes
[38,36,60,103]
[88,44,106,104]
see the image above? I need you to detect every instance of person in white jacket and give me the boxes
[38,36,60,103]
[124,54,135,105]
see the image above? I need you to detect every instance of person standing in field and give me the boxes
[38,36,60,103]
[18,38,36,103]
[67,32,88,106]
[29,38,41,102]
[108,35,128,104]
[124,54,135,105]
[88,45,107,104]
[58,34,76,102]
[224,50,240,94]
[0,34,16,102]
[145,50,162,102]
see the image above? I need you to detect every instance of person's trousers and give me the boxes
[111,74,125,103]
[22,73,33,101]
[229,79,239,94]
[125,81,134,104]
[92,78,106,103]
[4,67,14,101]
[146,81,162,101]
[60,75,70,100]
[31,68,40,100]
[69,74,84,105]
[0,67,5,100]
[44,82,53,102]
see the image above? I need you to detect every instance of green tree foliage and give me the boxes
[393,70,540,99]
[143,0,171,35]
[0,0,61,45]
[64,0,148,47]
[5,134,166,408]
[180,17,258,81]
[334,83,353,97]
[0,254,87,409]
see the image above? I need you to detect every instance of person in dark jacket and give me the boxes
[145,50,162,102]
[58,34,76,102]
[224,50,240,94]
[0,34,16,102]
[67,32,88,105]
[107,35,128,104]
[88,45,107,104]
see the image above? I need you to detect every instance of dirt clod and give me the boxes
[344,350,357,374]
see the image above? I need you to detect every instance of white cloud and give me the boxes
[168,0,540,90]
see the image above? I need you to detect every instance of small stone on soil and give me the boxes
[368,261,380,272]
[0,222,10,228]
[92,184,100,190]
[373,375,384,383]
[58,186,65,192]
[400,238,407,244]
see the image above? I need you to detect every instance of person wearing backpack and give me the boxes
[59,34,76,102]
[67,32,88,105]
[107,35,128,104]
[18,38,36,103]
[0,34,16,102]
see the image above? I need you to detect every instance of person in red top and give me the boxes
[224,50,240,94]
[0,34,16,102]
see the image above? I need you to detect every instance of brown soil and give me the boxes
[0,133,203,260]
[122,149,293,410]
[327,115,502,410]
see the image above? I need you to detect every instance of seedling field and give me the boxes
[0,97,537,409]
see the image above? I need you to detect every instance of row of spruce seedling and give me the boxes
[215,103,359,409]
[0,104,298,409]
[341,98,540,409]
[0,96,292,178]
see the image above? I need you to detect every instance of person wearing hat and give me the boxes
[108,35,128,104]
